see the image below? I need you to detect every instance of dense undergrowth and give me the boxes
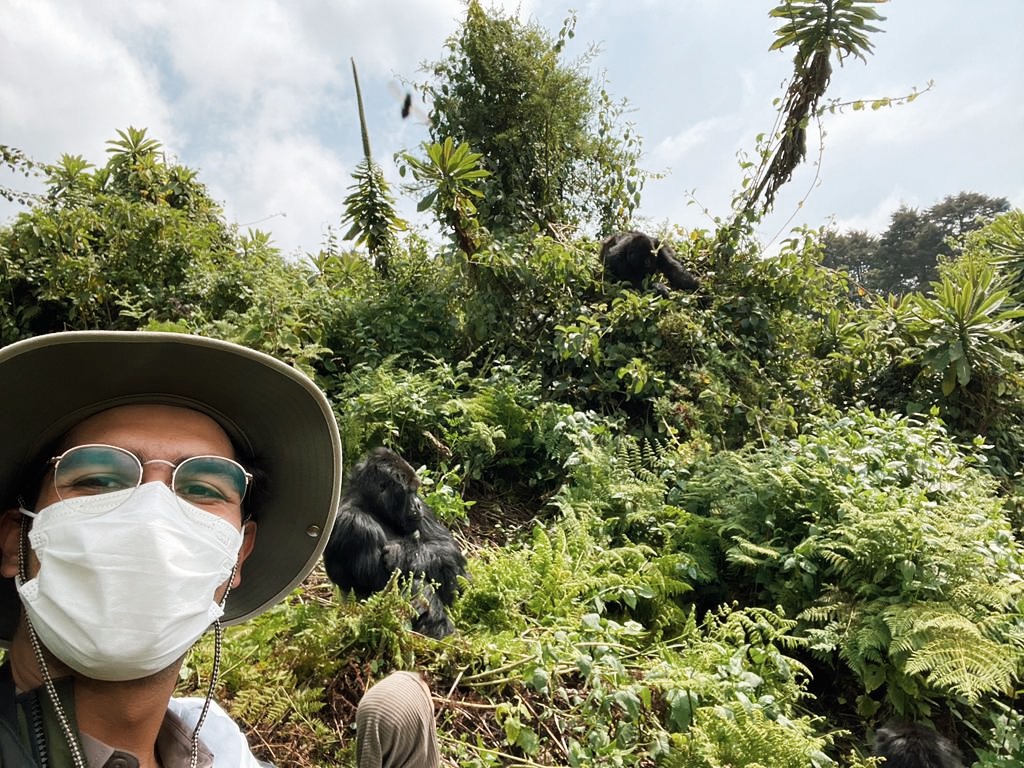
[2,74,1023,766]
[165,222,1024,766]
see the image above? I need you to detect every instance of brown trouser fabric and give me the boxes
[356,672,440,768]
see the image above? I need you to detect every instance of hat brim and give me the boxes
[0,331,342,645]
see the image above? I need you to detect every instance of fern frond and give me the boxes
[664,703,840,768]
[726,537,785,568]
[903,636,1019,703]
[883,603,1024,703]
[951,580,1024,612]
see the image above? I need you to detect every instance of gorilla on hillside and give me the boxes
[872,721,964,768]
[600,231,700,296]
[323,447,467,639]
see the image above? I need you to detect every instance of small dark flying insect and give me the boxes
[389,81,429,125]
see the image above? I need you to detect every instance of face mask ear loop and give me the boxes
[17,514,28,585]
[19,516,88,768]
[189,559,238,768]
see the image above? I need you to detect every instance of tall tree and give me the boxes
[927,191,1010,239]
[876,204,930,293]
[423,1,643,237]
[822,228,879,290]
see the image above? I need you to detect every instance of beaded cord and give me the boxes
[20,516,87,768]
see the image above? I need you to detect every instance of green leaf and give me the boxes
[416,191,437,212]
[666,689,696,732]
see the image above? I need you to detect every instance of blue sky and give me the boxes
[2,0,1021,258]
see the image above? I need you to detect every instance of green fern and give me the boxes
[613,435,665,486]
[727,536,786,568]
[665,703,857,768]
[883,603,1024,703]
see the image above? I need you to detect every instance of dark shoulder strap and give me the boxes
[0,661,39,766]
[0,661,84,767]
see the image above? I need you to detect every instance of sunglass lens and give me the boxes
[54,445,141,498]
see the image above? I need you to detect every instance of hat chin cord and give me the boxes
[189,566,236,768]
[18,516,236,768]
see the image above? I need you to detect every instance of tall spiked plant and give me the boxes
[341,58,406,277]
[906,262,1024,400]
[980,209,1024,297]
[903,257,1024,475]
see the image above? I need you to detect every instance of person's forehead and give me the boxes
[61,403,236,459]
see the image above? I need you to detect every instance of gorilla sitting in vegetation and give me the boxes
[323,447,467,639]
[600,230,700,296]
[872,721,964,768]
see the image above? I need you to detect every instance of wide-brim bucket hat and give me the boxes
[0,330,343,645]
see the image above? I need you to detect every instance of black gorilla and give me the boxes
[323,447,467,638]
[872,721,964,768]
[600,231,699,296]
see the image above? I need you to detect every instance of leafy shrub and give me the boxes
[333,354,596,497]
[674,409,1024,723]
[0,128,254,342]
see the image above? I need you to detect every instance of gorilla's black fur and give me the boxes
[600,231,699,296]
[323,448,467,638]
[872,721,964,768]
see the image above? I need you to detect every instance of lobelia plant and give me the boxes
[341,59,407,278]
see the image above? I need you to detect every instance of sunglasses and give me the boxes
[49,443,252,513]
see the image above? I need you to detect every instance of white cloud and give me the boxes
[2,0,1021,257]
[831,191,916,236]
[0,0,173,162]
[202,132,350,259]
[651,117,725,169]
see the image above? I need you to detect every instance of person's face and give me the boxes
[10,403,257,591]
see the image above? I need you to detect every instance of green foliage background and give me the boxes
[1,3,1023,767]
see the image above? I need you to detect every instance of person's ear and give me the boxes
[230,520,257,589]
[0,509,24,579]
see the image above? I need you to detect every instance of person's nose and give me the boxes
[140,459,176,487]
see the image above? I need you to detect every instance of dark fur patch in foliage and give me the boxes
[600,230,699,296]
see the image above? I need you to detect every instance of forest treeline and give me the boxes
[823,191,1011,295]
[1,1,1023,766]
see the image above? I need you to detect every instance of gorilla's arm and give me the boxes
[323,501,392,598]
[400,511,467,606]
[656,244,700,291]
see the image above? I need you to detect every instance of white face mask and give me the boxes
[17,482,244,681]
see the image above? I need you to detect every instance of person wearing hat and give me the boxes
[0,331,440,768]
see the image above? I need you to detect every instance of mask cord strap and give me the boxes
[189,560,238,768]
[19,517,87,768]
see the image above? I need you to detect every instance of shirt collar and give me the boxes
[80,706,214,768]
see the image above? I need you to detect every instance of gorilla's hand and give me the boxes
[383,540,404,571]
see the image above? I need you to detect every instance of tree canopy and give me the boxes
[422,0,643,237]
[823,191,1011,294]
